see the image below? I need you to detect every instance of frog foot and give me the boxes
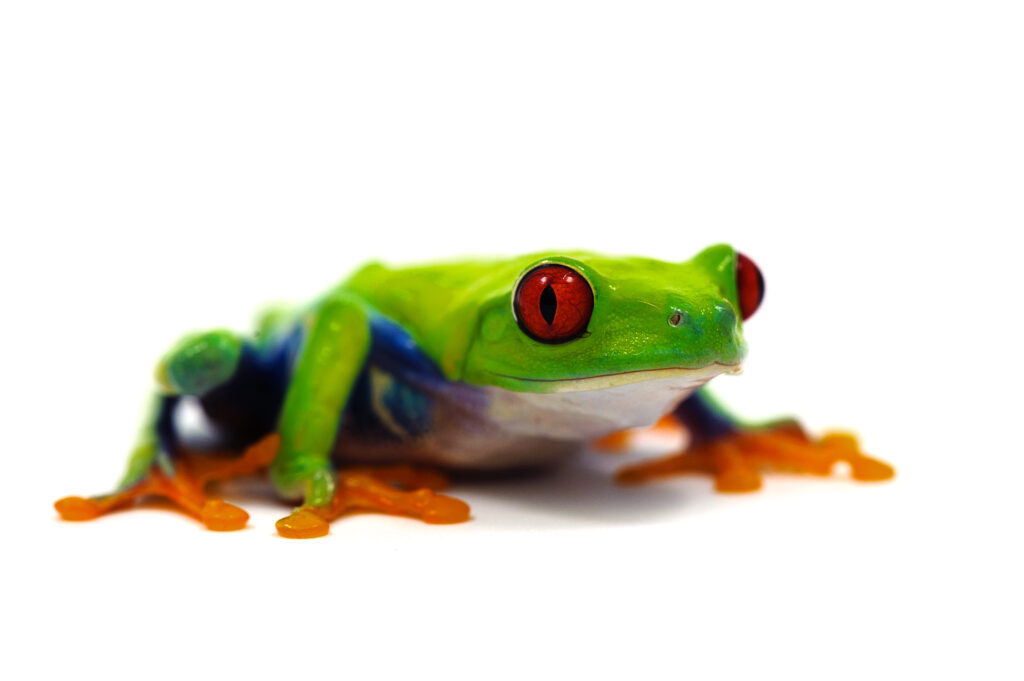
[275,465,471,539]
[54,434,280,531]
[615,424,895,491]
[592,415,683,452]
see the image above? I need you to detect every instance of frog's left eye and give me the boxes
[514,264,594,344]
[736,252,765,321]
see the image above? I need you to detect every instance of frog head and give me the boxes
[459,244,764,394]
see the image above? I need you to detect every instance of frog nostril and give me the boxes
[668,309,688,328]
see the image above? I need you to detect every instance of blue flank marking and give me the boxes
[366,315,446,383]
[344,314,449,439]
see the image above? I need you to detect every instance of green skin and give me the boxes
[150,244,749,507]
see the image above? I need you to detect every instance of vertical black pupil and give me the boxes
[539,284,557,325]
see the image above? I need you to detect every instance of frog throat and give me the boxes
[485,362,742,393]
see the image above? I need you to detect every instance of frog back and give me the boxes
[336,257,530,378]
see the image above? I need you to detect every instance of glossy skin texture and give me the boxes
[55,245,894,538]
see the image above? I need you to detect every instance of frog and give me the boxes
[55,245,894,538]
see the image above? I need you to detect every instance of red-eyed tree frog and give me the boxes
[56,245,894,538]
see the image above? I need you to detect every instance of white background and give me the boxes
[2,2,1022,679]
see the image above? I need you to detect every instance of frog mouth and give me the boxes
[489,362,742,393]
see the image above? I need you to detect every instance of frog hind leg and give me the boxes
[55,434,280,531]
[275,465,471,539]
[57,326,287,531]
[614,391,895,491]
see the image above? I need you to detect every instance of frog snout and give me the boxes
[662,300,743,362]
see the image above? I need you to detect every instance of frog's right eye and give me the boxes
[513,264,594,344]
[735,252,765,321]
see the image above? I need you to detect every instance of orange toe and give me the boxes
[849,456,896,482]
[201,500,249,531]
[54,496,104,521]
[276,508,330,539]
[416,492,472,524]
[819,432,896,482]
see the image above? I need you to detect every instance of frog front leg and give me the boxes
[268,298,473,538]
[614,389,895,490]
[268,295,370,536]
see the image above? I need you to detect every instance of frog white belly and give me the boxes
[482,364,737,440]
[336,364,737,470]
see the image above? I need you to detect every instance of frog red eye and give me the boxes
[514,264,594,344]
[736,252,765,321]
